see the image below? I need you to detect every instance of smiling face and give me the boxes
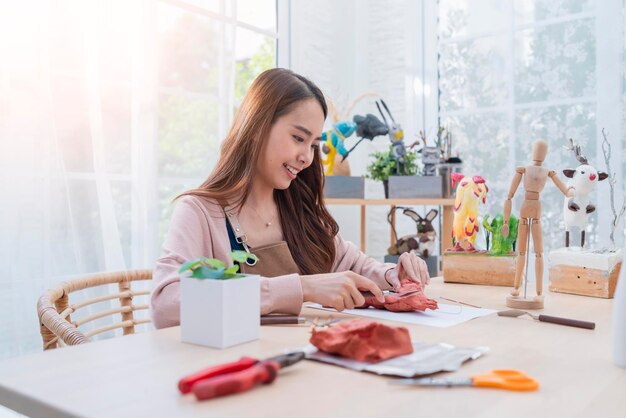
[256,99,325,190]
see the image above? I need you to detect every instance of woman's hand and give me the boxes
[300,271,385,311]
[387,252,430,288]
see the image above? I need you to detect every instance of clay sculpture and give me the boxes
[359,280,438,312]
[309,318,413,362]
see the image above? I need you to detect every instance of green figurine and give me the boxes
[483,214,519,255]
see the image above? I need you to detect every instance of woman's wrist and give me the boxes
[299,274,316,302]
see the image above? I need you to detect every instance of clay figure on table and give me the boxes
[359,279,438,312]
[483,214,519,255]
[449,172,488,252]
[562,138,608,248]
[502,139,575,300]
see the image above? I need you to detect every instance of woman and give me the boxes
[151,68,430,329]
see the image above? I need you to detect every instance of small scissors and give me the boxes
[390,369,539,392]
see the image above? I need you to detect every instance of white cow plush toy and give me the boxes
[563,138,608,247]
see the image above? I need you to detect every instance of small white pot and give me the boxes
[180,272,260,349]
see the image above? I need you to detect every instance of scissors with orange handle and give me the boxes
[390,369,539,392]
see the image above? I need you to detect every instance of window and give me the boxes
[0,0,280,362]
[437,0,624,251]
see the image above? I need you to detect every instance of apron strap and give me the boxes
[224,206,258,266]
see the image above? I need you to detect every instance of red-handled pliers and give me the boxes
[178,351,305,400]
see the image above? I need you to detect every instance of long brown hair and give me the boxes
[179,68,338,274]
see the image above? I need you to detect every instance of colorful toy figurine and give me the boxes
[342,113,389,162]
[321,120,356,175]
[562,138,608,247]
[502,139,575,309]
[376,100,408,175]
[449,172,488,252]
[483,214,519,255]
[387,208,439,258]
[322,93,388,175]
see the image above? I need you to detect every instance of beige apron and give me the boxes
[224,209,300,276]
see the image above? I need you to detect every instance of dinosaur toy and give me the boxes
[483,214,519,255]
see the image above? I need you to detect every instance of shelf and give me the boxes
[325,198,455,206]
[324,197,455,257]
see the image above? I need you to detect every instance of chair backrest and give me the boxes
[37,270,152,350]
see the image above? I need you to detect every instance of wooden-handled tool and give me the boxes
[260,315,306,325]
[497,309,595,330]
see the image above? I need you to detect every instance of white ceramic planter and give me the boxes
[180,273,260,349]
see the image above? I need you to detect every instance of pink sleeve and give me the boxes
[150,197,213,329]
[151,197,303,329]
[332,235,398,290]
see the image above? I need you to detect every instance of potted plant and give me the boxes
[179,251,260,349]
[366,146,441,198]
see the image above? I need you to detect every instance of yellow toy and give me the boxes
[449,173,488,252]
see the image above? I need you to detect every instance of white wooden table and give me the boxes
[1,277,625,418]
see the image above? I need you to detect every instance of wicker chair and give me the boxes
[37,270,153,350]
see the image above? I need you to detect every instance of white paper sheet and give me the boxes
[307,303,496,328]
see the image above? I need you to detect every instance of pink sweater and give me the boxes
[151,195,397,329]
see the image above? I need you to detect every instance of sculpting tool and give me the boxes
[360,290,420,298]
[260,315,306,325]
[497,309,595,329]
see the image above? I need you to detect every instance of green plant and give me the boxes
[366,146,419,182]
[178,251,258,279]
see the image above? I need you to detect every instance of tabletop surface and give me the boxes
[1,276,624,418]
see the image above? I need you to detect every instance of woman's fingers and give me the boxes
[413,254,430,285]
[352,274,384,302]
[343,293,356,310]
[408,254,421,282]
[397,253,431,286]
[399,253,419,282]
[347,283,366,307]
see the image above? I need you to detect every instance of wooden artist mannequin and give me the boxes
[502,140,575,309]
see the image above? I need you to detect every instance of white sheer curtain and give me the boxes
[0,0,277,366]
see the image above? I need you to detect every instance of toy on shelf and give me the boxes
[562,137,608,247]
[549,130,624,299]
[344,112,389,162]
[385,207,439,277]
[502,139,574,309]
[376,100,409,175]
[322,93,385,176]
[321,120,356,176]
[448,172,488,253]
[387,207,439,258]
[413,127,446,176]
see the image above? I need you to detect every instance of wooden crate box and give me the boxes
[443,253,516,286]
[549,248,623,299]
